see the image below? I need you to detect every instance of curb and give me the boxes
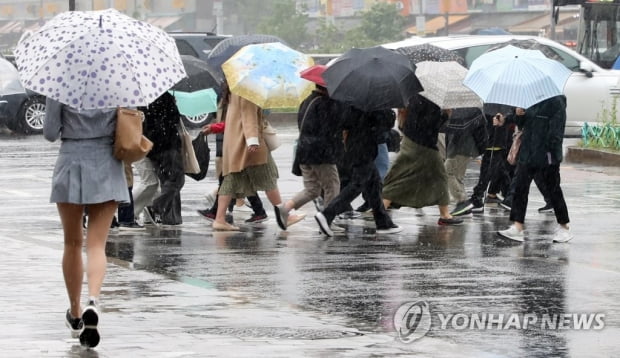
[566,146,620,167]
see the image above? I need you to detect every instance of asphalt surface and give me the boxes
[0,123,619,357]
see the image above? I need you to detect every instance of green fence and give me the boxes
[581,123,620,151]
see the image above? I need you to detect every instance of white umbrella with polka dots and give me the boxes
[14,8,186,110]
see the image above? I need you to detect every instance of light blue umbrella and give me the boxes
[170,88,218,117]
[463,45,572,109]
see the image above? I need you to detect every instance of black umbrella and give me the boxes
[171,55,223,93]
[206,34,287,76]
[323,46,423,112]
[394,43,466,66]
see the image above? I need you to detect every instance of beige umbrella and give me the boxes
[415,61,482,109]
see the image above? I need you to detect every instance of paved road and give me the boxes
[0,124,619,357]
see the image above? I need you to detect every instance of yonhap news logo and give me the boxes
[393,301,605,344]
[393,301,432,343]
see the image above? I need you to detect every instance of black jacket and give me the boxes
[140,92,182,158]
[515,95,567,167]
[342,106,395,165]
[445,107,488,158]
[403,94,448,150]
[295,89,345,165]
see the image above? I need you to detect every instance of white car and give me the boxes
[383,35,620,137]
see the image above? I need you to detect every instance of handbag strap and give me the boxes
[299,96,321,133]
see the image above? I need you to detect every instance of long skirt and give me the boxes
[219,153,279,198]
[382,137,450,208]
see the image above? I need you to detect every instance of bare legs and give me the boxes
[214,189,284,230]
[384,199,456,220]
[58,201,117,318]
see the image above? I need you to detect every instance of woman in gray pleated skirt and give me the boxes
[44,98,129,348]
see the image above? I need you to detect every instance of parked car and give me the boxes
[168,32,231,128]
[0,54,46,134]
[383,35,618,137]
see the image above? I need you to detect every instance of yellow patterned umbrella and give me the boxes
[222,42,314,109]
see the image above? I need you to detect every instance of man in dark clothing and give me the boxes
[140,92,185,226]
[443,107,488,213]
[275,85,345,230]
[498,95,572,243]
[451,109,514,216]
[314,106,401,237]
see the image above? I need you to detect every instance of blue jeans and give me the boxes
[375,143,389,181]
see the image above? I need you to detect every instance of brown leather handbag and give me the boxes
[113,108,153,163]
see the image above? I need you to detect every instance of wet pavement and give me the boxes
[1,123,619,357]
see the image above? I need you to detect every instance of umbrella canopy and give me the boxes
[415,61,482,109]
[222,42,315,109]
[0,57,25,96]
[323,46,423,112]
[14,8,186,109]
[394,43,466,66]
[463,45,572,109]
[170,88,218,117]
[172,55,223,93]
[207,34,286,76]
[299,64,327,87]
[486,39,563,62]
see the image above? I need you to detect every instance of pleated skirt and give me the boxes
[382,136,450,208]
[49,137,129,204]
[219,153,279,198]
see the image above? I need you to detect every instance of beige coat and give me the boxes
[222,94,268,176]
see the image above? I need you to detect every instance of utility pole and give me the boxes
[69,0,76,11]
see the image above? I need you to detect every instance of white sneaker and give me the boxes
[314,212,333,237]
[331,225,346,233]
[552,226,573,243]
[498,225,525,242]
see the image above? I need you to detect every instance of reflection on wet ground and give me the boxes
[2,127,619,356]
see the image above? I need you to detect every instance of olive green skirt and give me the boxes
[219,153,279,198]
[382,136,450,208]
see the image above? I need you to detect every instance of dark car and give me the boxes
[169,32,230,128]
[169,32,231,62]
[0,54,46,135]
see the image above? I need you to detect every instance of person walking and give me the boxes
[140,92,185,227]
[44,98,129,348]
[274,84,344,230]
[497,95,573,243]
[314,106,402,237]
[451,110,514,216]
[211,92,285,231]
[443,107,488,213]
[197,120,270,224]
[381,94,463,225]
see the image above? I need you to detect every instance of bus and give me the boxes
[555,0,620,68]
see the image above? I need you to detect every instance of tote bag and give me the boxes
[178,120,201,174]
[113,108,153,163]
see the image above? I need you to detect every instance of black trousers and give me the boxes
[118,186,135,224]
[151,149,185,225]
[510,163,570,225]
[323,161,394,229]
[505,167,551,206]
[472,149,511,204]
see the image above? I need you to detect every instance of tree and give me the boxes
[359,2,406,44]
[226,0,275,34]
[256,0,309,49]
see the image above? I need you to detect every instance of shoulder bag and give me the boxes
[507,129,523,166]
[113,107,153,163]
[263,120,281,151]
[178,120,201,174]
